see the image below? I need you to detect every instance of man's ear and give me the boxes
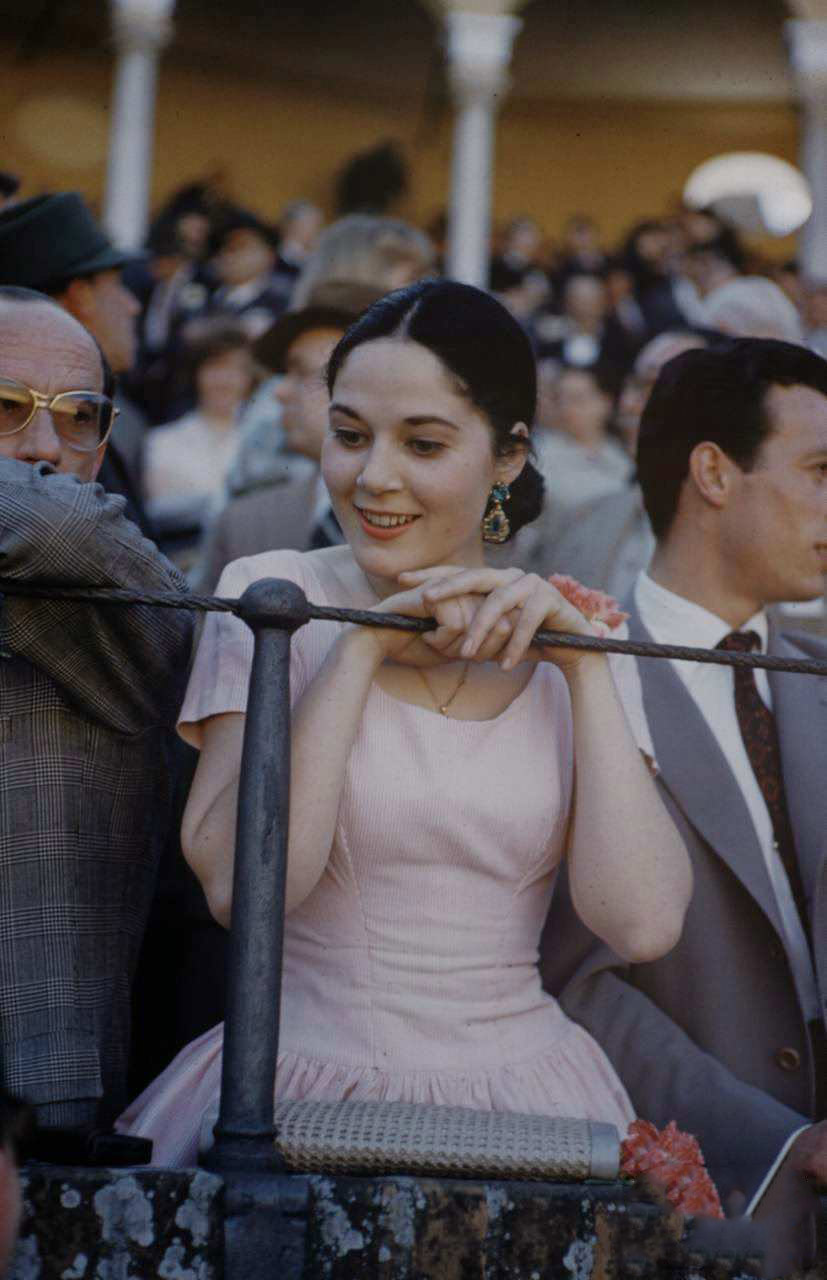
[58,277,97,327]
[495,422,530,487]
[687,440,739,512]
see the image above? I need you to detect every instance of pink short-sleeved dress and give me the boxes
[118,549,634,1166]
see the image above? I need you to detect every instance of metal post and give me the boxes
[202,578,310,1174]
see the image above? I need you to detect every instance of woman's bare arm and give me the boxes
[180,575,489,926]
[411,565,693,963]
[562,653,693,962]
[182,626,384,926]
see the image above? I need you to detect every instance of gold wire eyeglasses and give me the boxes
[0,375,118,453]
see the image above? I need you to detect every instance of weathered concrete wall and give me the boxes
[9,1165,225,1280]
[304,1175,676,1279]
[8,1164,827,1280]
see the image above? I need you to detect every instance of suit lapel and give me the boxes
[768,624,827,913]
[626,600,786,939]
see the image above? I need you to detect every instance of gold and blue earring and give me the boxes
[482,483,511,543]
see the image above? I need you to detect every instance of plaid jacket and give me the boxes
[0,459,194,1127]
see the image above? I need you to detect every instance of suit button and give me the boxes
[775,1047,801,1071]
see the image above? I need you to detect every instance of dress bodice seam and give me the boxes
[333,817,379,1068]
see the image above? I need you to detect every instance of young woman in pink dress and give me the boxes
[119,281,692,1167]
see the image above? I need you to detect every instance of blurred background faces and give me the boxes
[1,0,823,267]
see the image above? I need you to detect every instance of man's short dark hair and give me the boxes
[637,338,827,540]
[0,284,115,400]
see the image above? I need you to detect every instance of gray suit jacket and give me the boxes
[541,598,827,1205]
[0,459,193,1127]
[197,463,319,593]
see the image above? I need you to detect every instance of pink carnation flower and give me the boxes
[620,1118,724,1219]
[548,574,628,630]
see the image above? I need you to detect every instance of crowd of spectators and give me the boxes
[43,179,821,628]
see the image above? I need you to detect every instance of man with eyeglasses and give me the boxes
[0,287,193,1148]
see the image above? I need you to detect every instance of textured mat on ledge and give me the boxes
[273,1099,619,1181]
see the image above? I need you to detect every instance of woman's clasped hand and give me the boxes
[360,564,599,672]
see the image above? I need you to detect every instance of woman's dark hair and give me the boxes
[182,318,254,385]
[207,206,279,258]
[621,220,669,288]
[326,279,544,539]
[638,337,827,540]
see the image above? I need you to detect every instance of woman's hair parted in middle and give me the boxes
[325,279,545,540]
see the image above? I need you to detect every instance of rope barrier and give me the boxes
[1,578,826,677]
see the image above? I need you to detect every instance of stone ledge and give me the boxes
[9,1164,225,1280]
[10,1164,826,1279]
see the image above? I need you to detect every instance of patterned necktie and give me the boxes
[716,630,810,942]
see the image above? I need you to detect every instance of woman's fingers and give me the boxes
[434,596,471,633]
[459,576,539,658]
[422,628,468,659]
[374,585,428,619]
[419,594,478,657]
[383,569,598,669]
[426,612,512,662]
[471,615,515,662]
[397,565,465,586]
[422,567,525,605]
[499,591,553,670]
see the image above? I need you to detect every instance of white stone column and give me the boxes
[788,18,827,278]
[444,10,521,287]
[103,0,175,250]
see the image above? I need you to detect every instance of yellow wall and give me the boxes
[0,46,800,255]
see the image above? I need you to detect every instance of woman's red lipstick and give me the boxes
[355,507,421,541]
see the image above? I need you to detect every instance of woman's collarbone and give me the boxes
[375,659,534,721]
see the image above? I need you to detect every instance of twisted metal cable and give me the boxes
[1,578,826,677]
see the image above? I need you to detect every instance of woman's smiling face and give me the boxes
[321,337,523,589]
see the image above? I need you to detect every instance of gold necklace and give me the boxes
[415,662,470,716]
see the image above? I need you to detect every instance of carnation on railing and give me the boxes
[548,574,628,631]
[620,1119,724,1219]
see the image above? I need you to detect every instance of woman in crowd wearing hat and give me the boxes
[118,280,692,1167]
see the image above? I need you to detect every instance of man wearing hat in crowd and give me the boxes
[0,285,193,1150]
[197,280,384,590]
[0,192,150,532]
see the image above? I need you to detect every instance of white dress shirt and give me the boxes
[621,572,819,1022]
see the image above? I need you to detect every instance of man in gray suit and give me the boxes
[542,338,827,1259]
[197,281,384,590]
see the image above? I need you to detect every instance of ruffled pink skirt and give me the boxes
[118,1019,633,1168]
